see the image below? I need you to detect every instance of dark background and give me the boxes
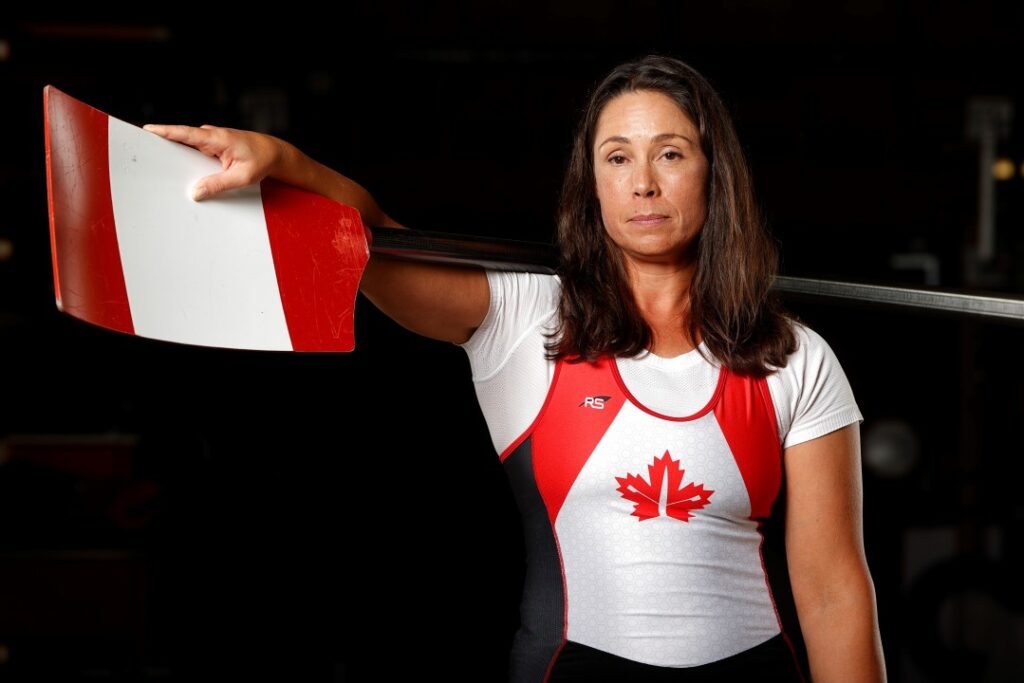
[2,4,1023,681]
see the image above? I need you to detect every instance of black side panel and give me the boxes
[503,437,565,683]
[760,482,810,681]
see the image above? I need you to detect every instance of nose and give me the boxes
[632,162,659,197]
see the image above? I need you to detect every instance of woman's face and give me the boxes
[593,90,709,268]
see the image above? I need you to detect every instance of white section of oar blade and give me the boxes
[107,118,293,350]
[774,276,1024,321]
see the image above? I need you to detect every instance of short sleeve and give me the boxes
[456,271,559,454]
[458,270,559,381]
[767,323,864,450]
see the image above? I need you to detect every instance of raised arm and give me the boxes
[142,124,489,344]
[783,423,887,682]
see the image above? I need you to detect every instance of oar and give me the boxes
[44,86,1024,354]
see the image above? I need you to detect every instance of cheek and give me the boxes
[669,171,709,218]
[695,180,710,220]
[594,177,614,224]
[594,173,612,202]
[597,202,615,235]
[683,185,707,217]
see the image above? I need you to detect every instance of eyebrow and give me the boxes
[597,132,694,148]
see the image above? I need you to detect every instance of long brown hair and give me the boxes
[548,54,797,376]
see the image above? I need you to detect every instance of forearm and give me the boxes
[796,571,886,683]
[272,139,402,228]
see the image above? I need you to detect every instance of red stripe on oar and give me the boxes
[44,86,133,334]
[261,179,369,352]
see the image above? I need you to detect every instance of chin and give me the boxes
[623,250,683,265]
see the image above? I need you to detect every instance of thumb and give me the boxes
[191,166,255,201]
[191,181,212,201]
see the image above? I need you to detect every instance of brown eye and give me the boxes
[609,154,627,165]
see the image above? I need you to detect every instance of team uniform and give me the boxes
[460,271,863,682]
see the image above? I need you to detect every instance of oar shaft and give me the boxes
[370,227,1024,322]
[371,226,558,274]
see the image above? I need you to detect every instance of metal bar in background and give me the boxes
[773,276,1024,322]
[370,227,1024,322]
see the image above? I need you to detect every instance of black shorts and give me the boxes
[541,634,804,682]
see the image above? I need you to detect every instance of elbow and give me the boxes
[791,561,879,623]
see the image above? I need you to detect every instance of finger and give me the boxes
[141,123,168,136]
[142,124,209,147]
[192,166,259,201]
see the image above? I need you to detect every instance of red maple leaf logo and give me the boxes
[615,451,713,522]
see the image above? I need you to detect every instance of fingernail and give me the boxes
[192,185,208,201]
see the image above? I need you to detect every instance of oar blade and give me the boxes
[44,86,369,352]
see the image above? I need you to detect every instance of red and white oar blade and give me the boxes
[43,86,369,352]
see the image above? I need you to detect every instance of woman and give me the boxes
[145,55,886,682]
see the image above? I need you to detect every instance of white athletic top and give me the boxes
[457,270,865,677]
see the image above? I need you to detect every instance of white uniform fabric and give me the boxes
[554,396,779,664]
[460,270,863,457]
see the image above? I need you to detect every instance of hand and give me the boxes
[142,124,284,201]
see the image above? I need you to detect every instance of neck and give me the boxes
[624,257,699,357]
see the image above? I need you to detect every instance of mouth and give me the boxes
[629,214,669,225]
